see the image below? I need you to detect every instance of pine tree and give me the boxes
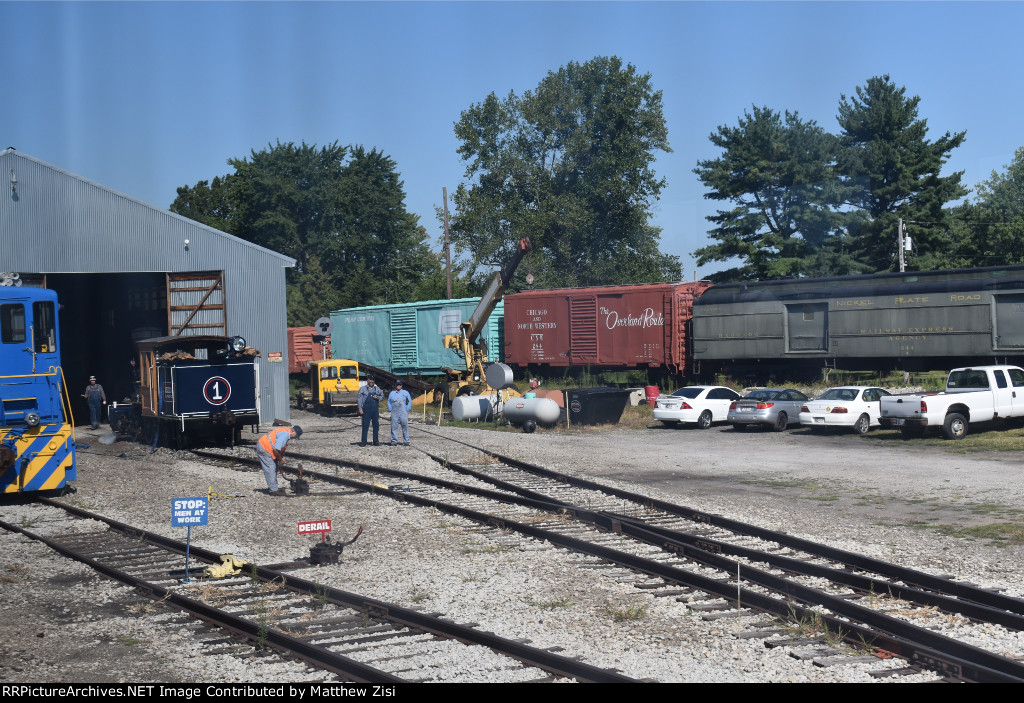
[837,75,967,271]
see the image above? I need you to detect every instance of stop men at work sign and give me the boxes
[172,497,209,527]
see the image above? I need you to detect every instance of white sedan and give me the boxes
[798,386,892,434]
[653,385,741,429]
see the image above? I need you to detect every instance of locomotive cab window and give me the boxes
[338,365,358,380]
[1,304,25,344]
[32,301,56,353]
[321,366,337,380]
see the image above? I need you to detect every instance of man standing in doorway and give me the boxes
[83,376,106,429]
[358,377,384,446]
[256,425,302,495]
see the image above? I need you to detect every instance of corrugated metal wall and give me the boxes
[0,149,294,423]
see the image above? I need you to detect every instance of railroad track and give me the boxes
[0,497,638,683]
[192,419,1024,682]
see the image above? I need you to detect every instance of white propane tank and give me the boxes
[485,362,514,390]
[504,397,561,427]
[452,394,499,421]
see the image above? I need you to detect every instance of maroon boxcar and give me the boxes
[287,326,331,375]
[503,282,711,374]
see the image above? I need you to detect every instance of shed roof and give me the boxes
[0,148,295,270]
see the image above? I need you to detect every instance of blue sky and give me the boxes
[5,1,1023,278]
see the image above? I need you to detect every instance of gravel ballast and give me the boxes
[2,412,1022,683]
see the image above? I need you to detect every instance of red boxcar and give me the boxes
[287,327,331,375]
[503,282,711,374]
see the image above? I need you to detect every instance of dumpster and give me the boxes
[565,388,631,426]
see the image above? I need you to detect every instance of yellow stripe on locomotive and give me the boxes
[0,286,78,494]
[1,422,76,493]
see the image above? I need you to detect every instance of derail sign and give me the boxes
[298,519,332,538]
[172,497,209,527]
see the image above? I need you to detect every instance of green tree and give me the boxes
[171,141,438,316]
[450,56,681,289]
[946,147,1024,267]
[285,256,343,327]
[171,175,235,233]
[693,106,843,281]
[837,75,967,271]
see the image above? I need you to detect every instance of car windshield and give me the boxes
[744,390,781,400]
[817,388,858,401]
[670,388,703,399]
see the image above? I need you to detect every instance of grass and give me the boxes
[526,596,574,610]
[601,598,649,622]
[0,564,30,584]
[462,542,516,555]
[931,523,1024,546]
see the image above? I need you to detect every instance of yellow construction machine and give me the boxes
[433,237,532,404]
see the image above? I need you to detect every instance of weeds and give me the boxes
[527,596,574,610]
[0,564,30,584]
[462,542,515,555]
[311,582,329,611]
[601,598,648,622]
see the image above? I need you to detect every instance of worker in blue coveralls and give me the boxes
[358,377,385,446]
[83,376,106,429]
[388,379,412,446]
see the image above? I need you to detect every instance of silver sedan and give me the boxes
[728,388,809,432]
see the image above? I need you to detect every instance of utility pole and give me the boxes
[897,218,906,272]
[442,187,452,299]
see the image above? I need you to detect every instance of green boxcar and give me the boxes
[329,298,504,376]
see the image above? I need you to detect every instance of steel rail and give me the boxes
[0,516,400,683]
[410,448,1024,632]
[421,430,1024,617]
[197,450,1024,682]
[27,496,639,684]
[283,446,1024,631]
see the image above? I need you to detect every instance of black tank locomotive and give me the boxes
[113,335,260,447]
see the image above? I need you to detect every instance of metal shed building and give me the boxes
[0,148,294,424]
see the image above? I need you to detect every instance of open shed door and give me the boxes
[167,272,226,337]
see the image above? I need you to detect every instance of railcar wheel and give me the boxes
[943,413,968,440]
[773,412,788,432]
[697,411,713,430]
[853,414,870,435]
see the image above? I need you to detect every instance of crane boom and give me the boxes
[464,237,532,344]
[437,236,531,402]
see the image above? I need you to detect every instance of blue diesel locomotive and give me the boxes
[0,287,77,494]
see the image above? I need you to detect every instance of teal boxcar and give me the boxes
[329,298,504,376]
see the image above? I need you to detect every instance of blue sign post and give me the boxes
[171,496,209,583]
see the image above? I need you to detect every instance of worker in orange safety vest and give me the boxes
[256,425,302,495]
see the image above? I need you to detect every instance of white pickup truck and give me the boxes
[879,365,1024,439]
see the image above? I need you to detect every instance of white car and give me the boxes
[653,385,740,429]
[799,386,892,435]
